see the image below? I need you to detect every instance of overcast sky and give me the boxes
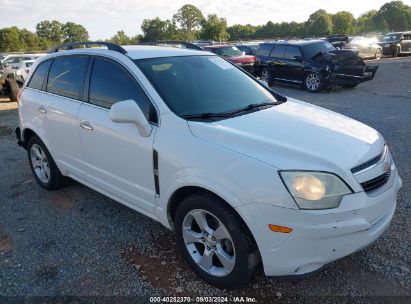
[1,0,411,39]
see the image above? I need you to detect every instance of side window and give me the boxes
[47,56,89,100]
[27,60,52,90]
[89,57,155,122]
[284,46,302,60]
[270,45,286,58]
[256,44,273,57]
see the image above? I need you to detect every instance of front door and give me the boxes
[78,56,158,214]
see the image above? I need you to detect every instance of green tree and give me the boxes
[227,24,256,40]
[0,27,24,52]
[141,18,181,41]
[36,20,63,45]
[378,1,410,31]
[201,14,229,42]
[306,10,333,36]
[172,4,204,41]
[62,22,89,43]
[108,30,136,45]
[332,11,356,34]
[356,10,388,33]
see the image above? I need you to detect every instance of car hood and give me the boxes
[188,98,384,175]
[226,55,255,64]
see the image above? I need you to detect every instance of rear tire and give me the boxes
[6,78,19,102]
[27,135,64,190]
[174,193,260,289]
[304,72,323,93]
[392,46,399,58]
[375,49,382,60]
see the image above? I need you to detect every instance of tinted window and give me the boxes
[302,42,336,58]
[136,56,278,118]
[89,57,154,121]
[47,56,89,100]
[284,46,302,60]
[271,45,286,58]
[28,60,52,90]
[256,44,273,57]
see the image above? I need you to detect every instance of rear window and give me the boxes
[47,56,89,100]
[302,42,336,58]
[27,60,52,90]
[256,44,273,57]
[271,45,286,58]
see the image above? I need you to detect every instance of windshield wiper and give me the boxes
[181,112,233,120]
[227,102,275,115]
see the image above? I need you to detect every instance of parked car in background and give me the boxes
[203,45,256,73]
[325,35,349,49]
[379,32,411,57]
[2,55,36,69]
[0,61,20,101]
[15,60,35,83]
[236,43,260,56]
[254,40,378,92]
[343,37,382,59]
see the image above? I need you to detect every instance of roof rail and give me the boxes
[48,41,127,54]
[137,41,204,51]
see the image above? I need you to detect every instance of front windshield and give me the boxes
[136,55,278,117]
[382,34,401,42]
[303,41,336,58]
[208,46,243,57]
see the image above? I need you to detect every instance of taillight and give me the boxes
[252,56,256,61]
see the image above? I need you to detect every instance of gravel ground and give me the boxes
[0,57,410,303]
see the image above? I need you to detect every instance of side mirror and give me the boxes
[110,99,152,137]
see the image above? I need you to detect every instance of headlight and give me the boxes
[279,171,352,210]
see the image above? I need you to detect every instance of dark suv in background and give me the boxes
[379,32,411,57]
[254,40,378,92]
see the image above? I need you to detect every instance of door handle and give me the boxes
[80,120,93,131]
[37,106,47,114]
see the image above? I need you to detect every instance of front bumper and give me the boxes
[236,170,402,276]
[332,65,378,86]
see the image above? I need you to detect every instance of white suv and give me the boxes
[16,42,402,288]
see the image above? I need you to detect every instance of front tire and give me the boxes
[260,67,272,86]
[304,72,323,93]
[174,193,259,288]
[27,135,64,190]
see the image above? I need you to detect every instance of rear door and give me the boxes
[77,56,158,215]
[43,55,90,177]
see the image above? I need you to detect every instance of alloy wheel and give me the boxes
[305,73,321,91]
[260,69,270,84]
[182,209,236,277]
[30,144,50,183]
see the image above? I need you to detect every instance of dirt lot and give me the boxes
[0,57,410,303]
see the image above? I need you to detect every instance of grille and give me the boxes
[351,148,385,174]
[360,168,391,192]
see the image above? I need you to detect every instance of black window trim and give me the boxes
[45,54,90,102]
[84,55,158,124]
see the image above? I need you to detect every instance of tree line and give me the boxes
[1,1,411,52]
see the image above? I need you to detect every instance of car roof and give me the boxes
[40,45,213,61]
[204,45,235,49]
[262,40,325,46]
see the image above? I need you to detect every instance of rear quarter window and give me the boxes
[27,60,52,90]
